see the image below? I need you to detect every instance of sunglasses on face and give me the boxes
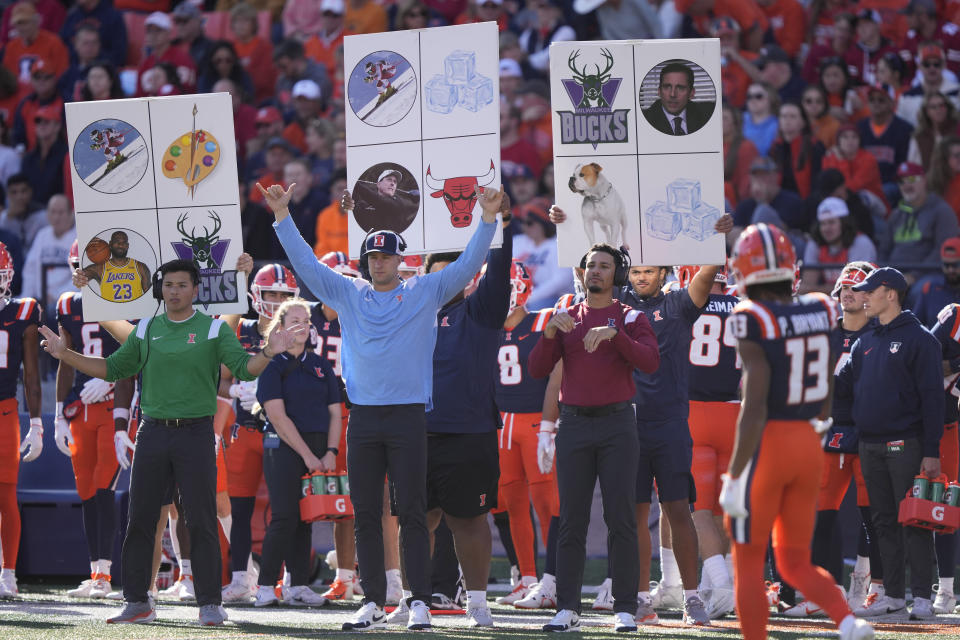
[747,92,766,101]
[923,60,943,69]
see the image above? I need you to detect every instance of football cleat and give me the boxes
[386,598,409,625]
[321,577,354,601]
[847,573,870,609]
[0,573,18,598]
[514,577,557,609]
[178,575,196,601]
[855,594,906,616]
[466,605,494,627]
[650,580,683,610]
[782,599,826,617]
[222,577,255,603]
[839,615,876,640]
[933,584,957,615]
[67,575,98,598]
[683,594,711,626]
[909,597,935,620]
[284,585,328,607]
[254,585,279,607]
[591,577,614,611]
[431,592,457,610]
[495,580,531,605]
[89,574,113,599]
[705,586,735,618]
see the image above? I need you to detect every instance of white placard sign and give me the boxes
[343,22,503,257]
[550,39,726,267]
[66,93,247,321]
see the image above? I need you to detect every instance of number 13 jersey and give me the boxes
[732,292,838,421]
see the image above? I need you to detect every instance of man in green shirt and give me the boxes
[39,260,299,626]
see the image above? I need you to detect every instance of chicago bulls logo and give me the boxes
[426,159,496,228]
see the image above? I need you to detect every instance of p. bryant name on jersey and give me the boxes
[779,310,831,336]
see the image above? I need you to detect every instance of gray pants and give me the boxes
[555,404,639,614]
[859,437,935,599]
[347,404,431,606]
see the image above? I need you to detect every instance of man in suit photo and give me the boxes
[642,61,715,136]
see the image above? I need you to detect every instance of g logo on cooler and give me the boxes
[933,505,945,521]
[335,498,346,513]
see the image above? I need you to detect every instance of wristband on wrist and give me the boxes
[326,447,339,456]
[539,420,556,433]
[55,402,63,418]
[113,408,130,421]
[29,417,42,431]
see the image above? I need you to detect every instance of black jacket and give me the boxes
[642,99,714,135]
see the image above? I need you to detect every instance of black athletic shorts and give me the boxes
[424,430,500,518]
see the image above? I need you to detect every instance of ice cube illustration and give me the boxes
[667,178,701,214]
[645,201,681,241]
[458,74,493,112]
[682,201,721,241]
[425,74,457,114]
[444,50,476,86]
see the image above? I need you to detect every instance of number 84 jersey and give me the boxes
[731,293,838,421]
[689,293,742,402]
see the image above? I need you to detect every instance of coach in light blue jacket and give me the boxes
[259,181,501,631]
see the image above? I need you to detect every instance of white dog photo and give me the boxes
[568,162,629,250]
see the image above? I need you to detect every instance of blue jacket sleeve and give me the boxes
[274,215,354,308]
[835,338,858,400]
[914,331,946,458]
[465,226,512,329]
[423,219,497,307]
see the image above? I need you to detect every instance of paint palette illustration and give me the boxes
[161,104,220,198]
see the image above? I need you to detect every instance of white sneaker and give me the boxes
[496,580,532,605]
[466,605,493,627]
[0,573,18,598]
[254,585,278,607]
[543,609,580,632]
[178,575,196,602]
[431,592,457,610]
[159,577,185,599]
[105,590,124,601]
[636,595,660,625]
[514,578,557,609]
[782,599,826,617]
[285,585,328,607]
[649,580,683,610]
[855,594,906,616]
[89,575,112,599]
[407,599,432,630]
[613,611,636,632]
[705,586,734,618]
[222,577,255,603]
[933,584,957,614]
[385,576,403,606]
[67,576,97,598]
[847,573,870,609]
[909,596,935,620]
[387,598,409,625]
[342,602,386,631]
[591,578,614,611]
[839,615,875,640]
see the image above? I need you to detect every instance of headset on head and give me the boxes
[152,260,201,301]
[358,229,409,280]
[579,245,630,288]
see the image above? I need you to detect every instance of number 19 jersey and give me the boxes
[496,309,553,414]
[732,293,838,421]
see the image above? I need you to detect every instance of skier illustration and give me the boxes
[90,128,126,167]
[364,59,398,105]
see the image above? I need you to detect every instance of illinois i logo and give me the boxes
[557,48,628,148]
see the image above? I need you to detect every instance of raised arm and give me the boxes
[39,324,111,380]
[466,222,513,329]
[260,182,354,307]
[429,185,502,306]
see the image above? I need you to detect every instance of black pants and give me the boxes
[347,404,431,606]
[122,417,219,605]
[555,405,639,614]
[259,432,327,587]
[859,437,935,599]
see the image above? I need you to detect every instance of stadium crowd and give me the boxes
[1,0,960,636]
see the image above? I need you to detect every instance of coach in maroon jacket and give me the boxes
[528,243,659,632]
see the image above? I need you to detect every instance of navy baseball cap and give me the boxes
[852,266,907,293]
[363,230,405,256]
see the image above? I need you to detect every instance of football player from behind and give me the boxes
[680,264,740,619]
[494,260,560,610]
[721,224,873,640]
[219,264,299,603]
[57,240,136,599]
[0,241,41,598]
[804,262,884,615]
